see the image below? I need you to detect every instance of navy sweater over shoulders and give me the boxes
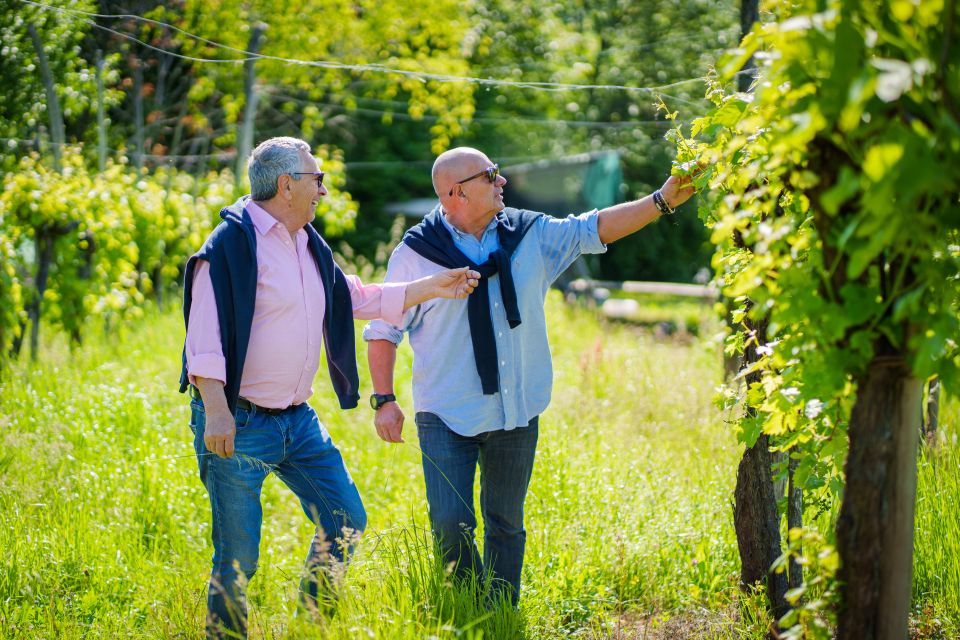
[179,197,360,413]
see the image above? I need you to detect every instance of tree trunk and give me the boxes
[836,348,922,640]
[733,314,788,618]
[28,231,56,361]
[735,434,789,618]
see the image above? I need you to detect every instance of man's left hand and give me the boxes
[432,267,481,300]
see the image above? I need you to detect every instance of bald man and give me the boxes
[363,147,694,606]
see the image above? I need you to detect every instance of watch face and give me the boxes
[371,394,394,409]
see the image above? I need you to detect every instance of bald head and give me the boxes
[432,147,491,198]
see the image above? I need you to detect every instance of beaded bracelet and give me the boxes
[653,189,675,215]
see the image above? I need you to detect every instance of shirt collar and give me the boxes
[245,199,285,237]
[438,204,500,240]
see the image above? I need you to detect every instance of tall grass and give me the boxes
[0,293,957,639]
[913,406,960,638]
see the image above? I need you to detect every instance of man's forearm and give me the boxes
[367,339,399,394]
[596,195,661,244]
[194,376,231,417]
[401,275,439,312]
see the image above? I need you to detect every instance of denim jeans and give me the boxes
[189,398,366,639]
[414,412,539,606]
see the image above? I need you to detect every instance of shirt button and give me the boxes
[498,332,503,338]
[494,302,499,308]
[501,360,506,366]
[503,389,509,395]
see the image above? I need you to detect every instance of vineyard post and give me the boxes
[836,349,922,640]
[922,377,940,445]
[27,22,64,172]
[133,59,145,177]
[235,23,266,191]
[96,50,107,173]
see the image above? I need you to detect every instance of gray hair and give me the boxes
[248,137,312,200]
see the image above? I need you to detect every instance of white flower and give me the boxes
[805,399,824,419]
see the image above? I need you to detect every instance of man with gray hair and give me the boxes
[179,136,479,638]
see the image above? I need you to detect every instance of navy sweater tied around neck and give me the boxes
[403,206,541,395]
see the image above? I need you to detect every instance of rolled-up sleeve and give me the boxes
[185,260,227,385]
[347,275,407,326]
[539,209,608,282]
[362,243,422,345]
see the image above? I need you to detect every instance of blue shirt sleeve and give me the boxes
[362,242,426,345]
[537,208,608,283]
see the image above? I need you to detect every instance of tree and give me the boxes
[674,0,960,635]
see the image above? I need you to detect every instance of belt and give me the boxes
[189,385,292,416]
[235,396,290,416]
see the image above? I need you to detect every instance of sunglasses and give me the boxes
[290,171,325,188]
[448,164,499,196]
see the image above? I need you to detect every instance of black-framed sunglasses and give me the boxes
[290,171,325,188]
[448,164,499,196]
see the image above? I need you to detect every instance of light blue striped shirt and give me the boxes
[362,204,606,436]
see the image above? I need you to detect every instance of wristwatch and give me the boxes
[370,393,396,410]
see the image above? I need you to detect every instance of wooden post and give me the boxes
[27,22,64,172]
[133,59,145,177]
[738,0,759,93]
[235,23,267,189]
[922,377,940,446]
[96,51,107,173]
[836,350,922,640]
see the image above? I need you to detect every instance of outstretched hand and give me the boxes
[432,266,481,300]
[660,171,698,210]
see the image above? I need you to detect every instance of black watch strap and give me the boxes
[370,393,396,410]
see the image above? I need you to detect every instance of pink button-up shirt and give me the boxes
[185,201,407,409]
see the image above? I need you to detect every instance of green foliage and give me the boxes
[5,0,740,283]
[0,139,364,361]
[670,0,960,631]
[0,0,123,162]
[157,0,475,154]
[775,529,841,639]
[0,149,228,349]
[457,0,739,282]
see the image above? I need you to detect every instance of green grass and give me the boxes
[0,292,957,639]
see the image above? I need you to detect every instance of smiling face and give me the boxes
[286,151,328,226]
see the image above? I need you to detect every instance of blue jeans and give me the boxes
[414,412,539,606]
[189,399,366,639]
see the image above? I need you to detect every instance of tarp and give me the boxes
[502,150,623,215]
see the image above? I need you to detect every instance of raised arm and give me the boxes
[597,173,696,244]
